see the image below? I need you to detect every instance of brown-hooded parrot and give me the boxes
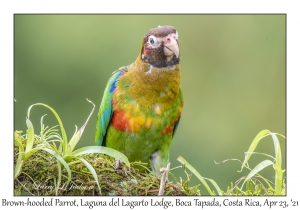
[95,25,183,177]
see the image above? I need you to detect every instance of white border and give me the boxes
[1,1,299,209]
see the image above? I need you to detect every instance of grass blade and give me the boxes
[270,132,283,195]
[68,125,79,152]
[65,146,130,167]
[14,132,25,178]
[14,132,24,154]
[14,155,24,179]
[204,178,223,195]
[241,130,285,172]
[40,114,47,134]
[244,152,275,160]
[270,132,281,167]
[273,163,284,195]
[241,159,273,189]
[42,148,71,184]
[69,99,95,152]
[27,103,69,154]
[24,147,43,161]
[177,156,215,195]
[75,157,102,195]
[240,129,271,171]
[56,162,62,196]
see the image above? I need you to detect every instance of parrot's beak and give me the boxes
[164,36,179,58]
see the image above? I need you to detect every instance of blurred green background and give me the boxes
[14,15,286,194]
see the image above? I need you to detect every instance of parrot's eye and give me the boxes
[148,36,157,45]
[150,38,154,44]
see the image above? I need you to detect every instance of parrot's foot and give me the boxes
[115,159,123,169]
[158,162,171,196]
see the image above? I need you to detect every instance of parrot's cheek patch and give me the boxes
[143,46,150,57]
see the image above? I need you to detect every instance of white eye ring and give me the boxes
[148,35,157,45]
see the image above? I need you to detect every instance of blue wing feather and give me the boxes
[95,69,124,146]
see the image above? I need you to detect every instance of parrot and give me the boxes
[95,25,183,177]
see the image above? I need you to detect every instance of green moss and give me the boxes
[14,134,192,196]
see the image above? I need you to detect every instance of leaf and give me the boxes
[69,99,96,152]
[23,118,45,161]
[27,103,68,154]
[270,132,281,167]
[240,130,285,172]
[75,157,102,195]
[177,156,215,195]
[42,148,72,184]
[244,152,275,160]
[14,132,24,154]
[14,159,24,179]
[241,159,273,189]
[240,130,270,171]
[68,125,79,152]
[269,132,284,195]
[204,178,223,195]
[25,118,35,154]
[24,147,43,161]
[273,163,284,195]
[40,114,47,134]
[56,161,62,196]
[65,146,130,167]
[14,131,29,179]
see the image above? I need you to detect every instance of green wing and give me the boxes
[95,67,127,146]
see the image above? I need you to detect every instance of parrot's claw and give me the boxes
[115,159,123,169]
[158,163,171,196]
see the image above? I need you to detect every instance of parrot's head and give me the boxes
[140,25,180,68]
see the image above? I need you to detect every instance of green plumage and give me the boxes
[95,26,183,177]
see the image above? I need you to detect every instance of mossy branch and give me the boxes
[14,139,192,196]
